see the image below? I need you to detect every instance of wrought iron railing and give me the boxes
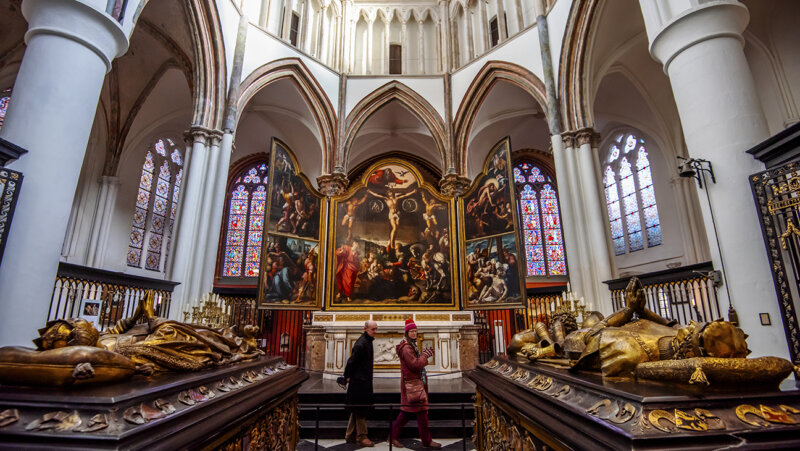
[49,262,178,331]
[604,262,722,325]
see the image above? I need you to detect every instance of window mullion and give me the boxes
[536,183,549,276]
[632,152,649,250]
[614,166,630,253]
[241,186,252,277]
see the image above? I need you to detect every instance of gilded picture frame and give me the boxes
[459,138,527,309]
[325,158,458,311]
[257,138,326,310]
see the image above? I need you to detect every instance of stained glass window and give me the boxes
[221,161,269,278]
[604,132,662,255]
[0,88,11,131]
[514,161,566,277]
[127,138,183,271]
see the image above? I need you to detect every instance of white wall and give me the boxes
[450,24,544,117]
[345,77,446,120]
[240,21,341,117]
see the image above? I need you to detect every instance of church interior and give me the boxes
[1,0,800,449]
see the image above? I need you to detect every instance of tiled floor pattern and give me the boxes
[297,437,475,450]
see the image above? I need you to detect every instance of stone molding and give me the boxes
[316,172,349,196]
[439,173,471,197]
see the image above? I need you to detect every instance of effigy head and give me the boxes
[701,320,750,358]
[674,319,750,359]
[33,319,100,350]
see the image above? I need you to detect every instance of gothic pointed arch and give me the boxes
[453,61,547,174]
[187,0,227,130]
[341,81,447,172]
[236,58,337,173]
[558,0,600,132]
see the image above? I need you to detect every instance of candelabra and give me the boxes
[182,292,231,328]
[555,283,590,323]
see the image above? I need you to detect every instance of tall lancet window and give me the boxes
[604,132,662,255]
[221,162,269,278]
[127,138,184,271]
[514,162,567,276]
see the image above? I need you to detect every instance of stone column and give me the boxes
[168,127,211,315]
[496,0,507,43]
[575,128,612,312]
[304,326,326,372]
[438,0,450,72]
[551,134,589,300]
[476,0,488,53]
[514,0,524,31]
[400,19,408,74]
[300,0,312,51]
[366,18,374,74]
[313,9,323,56]
[86,175,121,268]
[0,0,128,346]
[383,17,390,74]
[281,0,294,41]
[259,0,271,28]
[417,20,425,74]
[465,9,474,60]
[186,131,224,306]
[458,325,481,371]
[320,6,331,63]
[640,0,782,358]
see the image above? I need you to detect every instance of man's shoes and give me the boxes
[390,438,404,448]
[423,441,442,449]
[358,438,375,447]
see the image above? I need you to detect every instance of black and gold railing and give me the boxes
[604,261,721,324]
[49,262,178,331]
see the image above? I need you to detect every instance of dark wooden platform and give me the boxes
[468,356,800,450]
[0,356,307,450]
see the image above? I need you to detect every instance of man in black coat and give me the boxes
[344,320,377,446]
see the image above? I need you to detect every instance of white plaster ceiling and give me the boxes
[347,99,440,173]
[234,78,325,184]
[465,81,549,179]
[588,0,683,157]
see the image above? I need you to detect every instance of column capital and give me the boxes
[183,126,222,146]
[23,0,128,73]
[648,1,749,75]
[561,131,576,149]
[439,173,471,197]
[317,172,349,196]
[98,175,120,186]
[575,127,596,147]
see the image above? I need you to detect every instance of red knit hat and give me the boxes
[404,318,417,332]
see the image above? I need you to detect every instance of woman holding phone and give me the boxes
[390,319,441,449]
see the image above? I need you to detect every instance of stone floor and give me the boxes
[297,437,476,450]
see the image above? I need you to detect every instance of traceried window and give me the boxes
[514,162,567,276]
[604,132,662,255]
[221,162,269,278]
[127,138,184,271]
[0,88,11,130]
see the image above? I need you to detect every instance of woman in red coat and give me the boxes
[390,319,441,449]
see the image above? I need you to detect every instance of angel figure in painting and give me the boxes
[367,188,417,249]
[341,194,368,243]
